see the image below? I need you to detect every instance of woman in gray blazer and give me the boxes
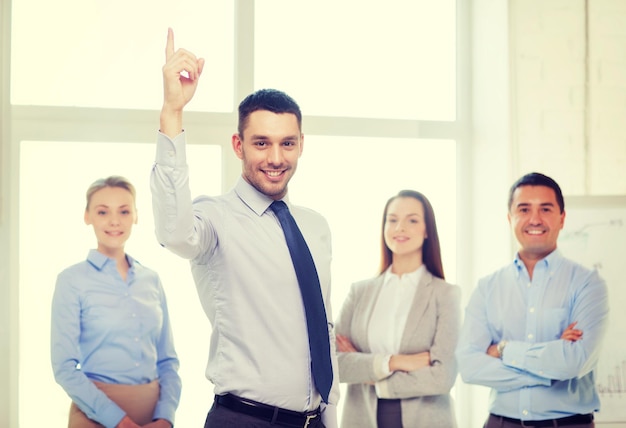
[335,190,460,428]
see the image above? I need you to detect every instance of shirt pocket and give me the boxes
[541,308,568,340]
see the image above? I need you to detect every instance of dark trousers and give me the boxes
[484,414,594,428]
[204,401,326,428]
[377,399,403,428]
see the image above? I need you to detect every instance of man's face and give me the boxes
[508,185,565,262]
[232,110,303,200]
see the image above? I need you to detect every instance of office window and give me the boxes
[10,1,234,112]
[290,136,457,312]
[255,0,456,120]
[10,1,462,426]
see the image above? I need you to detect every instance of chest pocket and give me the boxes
[541,308,568,340]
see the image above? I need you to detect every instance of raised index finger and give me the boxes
[165,27,175,60]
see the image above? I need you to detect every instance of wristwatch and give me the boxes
[496,340,508,358]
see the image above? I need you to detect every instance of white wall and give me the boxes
[510,0,626,194]
[461,0,626,427]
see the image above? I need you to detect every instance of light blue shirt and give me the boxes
[51,250,181,428]
[150,132,339,425]
[456,249,609,421]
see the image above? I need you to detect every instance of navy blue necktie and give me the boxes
[270,200,333,403]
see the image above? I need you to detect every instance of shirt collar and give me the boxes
[382,264,426,286]
[86,249,136,271]
[234,176,288,216]
[513,248,563,272]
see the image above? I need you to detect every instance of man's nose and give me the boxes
[267,145,283,165]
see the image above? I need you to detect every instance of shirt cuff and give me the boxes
[375,377,392,399]
[321,402,338,428]
[155,131,187,167]
[371,353,392,381]
[380,354,392,378]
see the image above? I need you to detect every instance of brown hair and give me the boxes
[378,190,445,279]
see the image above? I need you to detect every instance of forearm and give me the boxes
[337,351,389,384]
[150,132,201,259]
[153,367,181,423]
[388,352,430,372]
[457,312,551,391]
[159,106,183,140]
[377,361,457,398]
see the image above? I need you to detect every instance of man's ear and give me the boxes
[84,210,91,225]
[232,133,244,160]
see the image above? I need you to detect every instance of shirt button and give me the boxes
[168,150,175,158]
[522,410,528,416]
[528,334,534,339]
[135,362,140,367]
[134,337,139,342]
[527,282,531,288]
[132,313,136,318]
[529,307,535,313]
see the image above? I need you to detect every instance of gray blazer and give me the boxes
[335,269,461,428]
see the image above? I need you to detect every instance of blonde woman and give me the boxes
[51,176,181,428]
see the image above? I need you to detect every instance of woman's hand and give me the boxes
[336,334,358,353]
[389,351,431,372]
[116,415,141,428]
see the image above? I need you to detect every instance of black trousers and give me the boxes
[377,398,403,428]
[204,401,326,428]
[484,414,594,428]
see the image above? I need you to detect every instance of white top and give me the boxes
[369,265,424,378]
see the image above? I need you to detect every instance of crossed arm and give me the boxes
[485,322,583,358]
[336,335,431,372]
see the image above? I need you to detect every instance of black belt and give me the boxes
[491,413,594,427]
[215,393,321,428]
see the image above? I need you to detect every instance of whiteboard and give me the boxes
[558,196,626,424]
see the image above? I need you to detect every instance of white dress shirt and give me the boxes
[369,265,424,379]
[150,131,339,421]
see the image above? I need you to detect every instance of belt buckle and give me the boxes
[303,413,317,428]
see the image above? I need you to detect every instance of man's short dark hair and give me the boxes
[237,89,302,136]
[508,172,565,213]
